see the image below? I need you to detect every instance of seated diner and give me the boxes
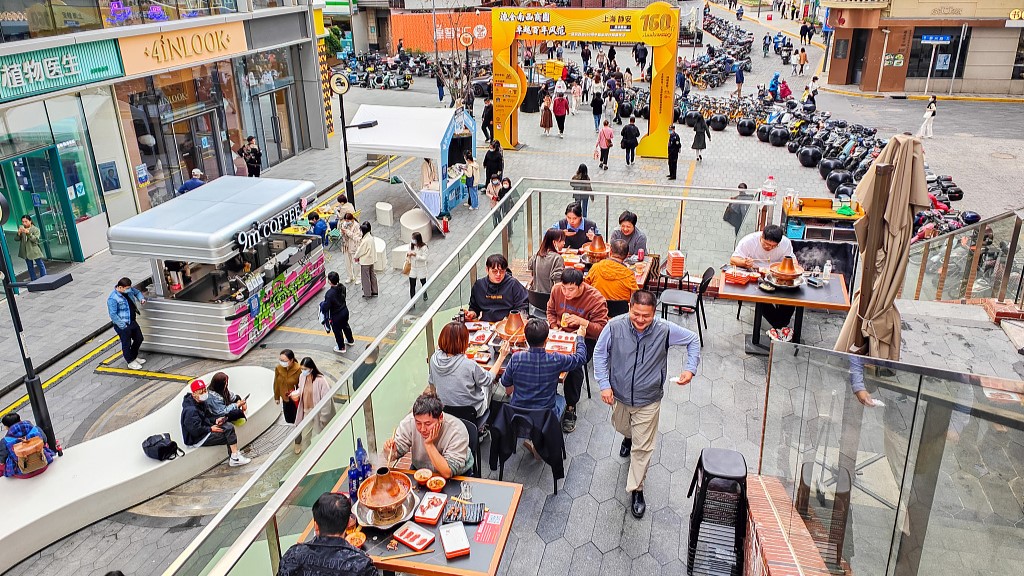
[729,224,798,341]
[383,392,473,479]
[467,254,530,322]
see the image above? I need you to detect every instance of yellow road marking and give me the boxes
[353,156,417,196]
[275,325,397,345]
[669,161,698,251]
[309,155,400,213]
[101,350,122,366]
[95,366,195,381]
[0,336,120,418]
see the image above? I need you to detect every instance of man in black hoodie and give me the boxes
[466,254,529,322]
[180,379,250,466]
[277,492,376,576]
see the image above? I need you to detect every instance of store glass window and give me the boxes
[252,0,288,8]
[1013,30,1024,81]
[1,0,104,43]
[239,47,296,96]
[115,60,240,210]
[98,0,237,28]
[0,101,53,158]
[906,27,971,79]
[44,96,104,222]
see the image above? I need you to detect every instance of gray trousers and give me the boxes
[360,264,378,297]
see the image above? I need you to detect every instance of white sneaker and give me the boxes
[229,453,251,466]
[334,345,347,353]
[136,358,146,365]
[127,361,143,370]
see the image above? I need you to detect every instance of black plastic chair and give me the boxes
[457,417,482,478]
[527,290,550,318]
[658,266,715,346]
[606,299,630,317]
[443,404,478,423]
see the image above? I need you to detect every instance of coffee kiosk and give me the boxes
[106,176,325,360]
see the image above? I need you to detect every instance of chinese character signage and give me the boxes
[491,2,678,157]
[390,11,492,54]
[0,40,123,104]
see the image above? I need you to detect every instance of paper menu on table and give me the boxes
[473,512,504,544]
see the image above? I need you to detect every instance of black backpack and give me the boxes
[142,433,184,461]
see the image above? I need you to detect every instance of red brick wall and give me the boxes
[744,476,835,576]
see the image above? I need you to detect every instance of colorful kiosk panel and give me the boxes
[106,176,326,360]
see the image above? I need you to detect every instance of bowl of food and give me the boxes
[414,468,433,486]
[357,467,413,523]
[426,476,447,493]
[345,531,366,548]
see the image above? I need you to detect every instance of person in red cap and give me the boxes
[180,379,250,466]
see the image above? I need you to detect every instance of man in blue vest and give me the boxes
[594,289,701,519]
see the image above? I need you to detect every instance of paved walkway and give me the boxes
[5,28,1024,575]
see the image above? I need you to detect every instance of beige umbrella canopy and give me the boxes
[834,134,931,360]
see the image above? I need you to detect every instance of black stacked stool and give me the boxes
[686,448,748,576]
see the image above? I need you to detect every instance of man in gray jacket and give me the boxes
[594,290,700,519]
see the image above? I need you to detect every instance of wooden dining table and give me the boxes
[306,470,522,576]
[717,272,851,355]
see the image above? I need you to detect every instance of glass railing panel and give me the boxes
[762,343,923,576]
[166,192,517,575]
[901,373,1024,576]
[225,531,272,576]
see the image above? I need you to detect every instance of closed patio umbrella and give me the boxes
[834,134,931,360]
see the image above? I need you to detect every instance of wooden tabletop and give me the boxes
[303,471,522,576]
[783,197,863,221]
[717,272,851,311]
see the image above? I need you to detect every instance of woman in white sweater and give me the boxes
[354,221,378,297]
[407,232,429,300]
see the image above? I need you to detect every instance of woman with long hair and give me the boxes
[540,94,554,135]
[407,232,429,300]
[917,95,937,139]
[290,357,336,453]
[339,212,362,284]
[206,372,246,422]
[354,221,378,297]
[692,113,711,162]
[274,349,301,423]
[596,119,614,171]
[529,228,566,293]
[571,163,594,216]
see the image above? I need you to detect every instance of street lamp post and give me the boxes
[329,73,377,210]
[0,196,72,454]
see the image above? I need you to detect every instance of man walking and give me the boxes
[176,168,205,195]
[594,290,700,519]
[733,65,744,98]
[581,44,592,71]
[107,277,146,370]
[481,97,494,142]
[799,23,808,45]
[667,125,681,180]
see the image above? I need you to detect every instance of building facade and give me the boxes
[822,0,1024,94]
[0,1,330,281]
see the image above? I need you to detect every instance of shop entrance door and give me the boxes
[254,88,295,168]
[0,147,75,276]
[170,110,226,185]
[849,29,870,85]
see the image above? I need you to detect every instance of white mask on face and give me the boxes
[301,369,311,378]
[198,393,209,402]
[279,360,290,367]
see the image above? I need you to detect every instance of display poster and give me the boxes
[935,53,951,71]
[390,11,492,54]
[228,253,326,356]
[491,2,679,157]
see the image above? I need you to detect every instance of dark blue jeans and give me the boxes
[114,322,144,363]
[24,258,46,280]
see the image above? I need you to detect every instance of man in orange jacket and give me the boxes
[585,239,639,301]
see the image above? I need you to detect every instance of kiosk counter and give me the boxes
[107,177,326,360]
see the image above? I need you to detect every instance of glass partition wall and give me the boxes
[761,342,1024,576]
[164,179,765,575]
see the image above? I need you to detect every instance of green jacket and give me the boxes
[18,225,44,260]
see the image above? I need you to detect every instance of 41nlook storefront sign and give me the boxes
[118,21,248,76]
[0,40,124,104]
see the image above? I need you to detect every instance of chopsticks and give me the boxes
[374,549,434,561]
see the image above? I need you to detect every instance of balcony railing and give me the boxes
[902,209,1024,306]
[761,341,1024,576]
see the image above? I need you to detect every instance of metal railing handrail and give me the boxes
[161,179,525,576]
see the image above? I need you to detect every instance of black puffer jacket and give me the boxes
[277,535,377,576]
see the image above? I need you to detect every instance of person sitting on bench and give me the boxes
[180,379,251,467]
[2,413,55,478]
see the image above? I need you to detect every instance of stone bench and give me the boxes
[0,365,279,574]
